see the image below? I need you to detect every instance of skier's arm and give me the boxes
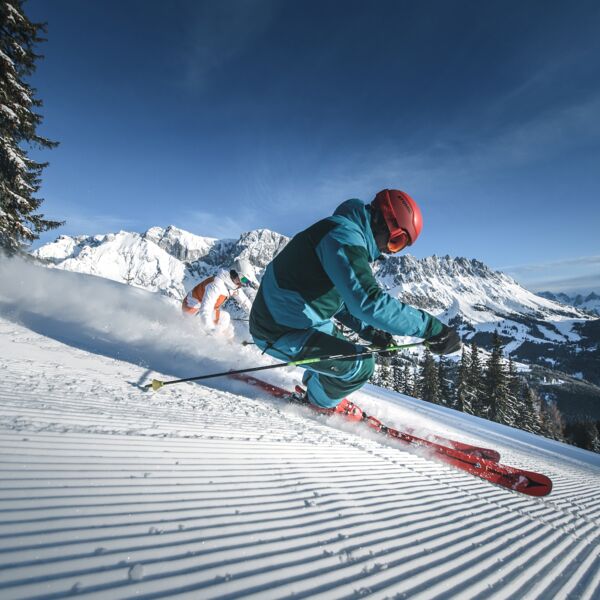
[334,305,372,338]
[316,235,442,338]
[335,305,397,346]
[232,289,252,312]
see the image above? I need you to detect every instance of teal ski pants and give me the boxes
[253,322,375,408]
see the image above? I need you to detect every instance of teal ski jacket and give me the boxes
[249,199,442,345]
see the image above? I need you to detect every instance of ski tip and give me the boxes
[513,473,553,497]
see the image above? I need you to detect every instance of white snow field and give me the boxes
[1,256,600,600]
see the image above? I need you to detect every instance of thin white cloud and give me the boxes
[178,208,261,239]
[316,88,600,206]
[500,256,600,274]
[58,213,139,236]
[524,273,600,294]
[31,211,139,248]
[478,95,600,168]
[500,255,600,294]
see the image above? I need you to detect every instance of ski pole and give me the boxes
[144,341,424,391]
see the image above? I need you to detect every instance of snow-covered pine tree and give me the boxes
[520,382,544,435]
[0,0,62,253]
[590,423,600,454]
[502,355,537,430]
[541,401,566,442]
[468,340,486,416]
[391,356,405,393]
[566,420,600,452]
[377,358,394,391]
[455,346,472,413]
[437,355,452,407]
[369,363,380,387]
[484,332,501,421]
[411,364,420,398]
[419,347,440,404]
[402,362,412,395]
[487,332,520,426]
[507,356,521,399]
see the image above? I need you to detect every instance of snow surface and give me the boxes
[1,255,600,599]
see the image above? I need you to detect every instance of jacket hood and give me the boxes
[333,199,381,261]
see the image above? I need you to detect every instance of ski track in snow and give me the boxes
[1,317,600,600]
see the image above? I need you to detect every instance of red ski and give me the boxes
[230,373,500,460]
[230,373,552,497]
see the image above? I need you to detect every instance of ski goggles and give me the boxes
[239,275,251,285]
[386,229,411,253]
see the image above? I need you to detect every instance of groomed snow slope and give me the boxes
[1,257,600,600]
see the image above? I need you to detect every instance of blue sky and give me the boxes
[27,0,600,294]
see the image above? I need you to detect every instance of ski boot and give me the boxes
[291,385,364,422]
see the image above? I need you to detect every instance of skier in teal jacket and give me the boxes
[249,189,461,414]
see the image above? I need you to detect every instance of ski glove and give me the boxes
[425,324,462,355]
[370,329,396,358]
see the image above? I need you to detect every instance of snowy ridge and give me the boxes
[33,226,289,303]
[538,291,600,316]
[33,230,188,299]
[33,224,590,322]
[144,225,221,263]
[376,254,586,341]
[1,255,600,598]
[32,225,598,383]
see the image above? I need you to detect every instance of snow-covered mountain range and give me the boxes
[375,254,589,350]
[34,226,288,302]
[32,225,599,390]
[538,291,600,316]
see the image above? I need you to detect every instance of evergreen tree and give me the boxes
[437,356,452,407]
[565,420,600,453]
[519,382,543,435]
[377,358,394,390]
[0,0,62,253]
[419,347,440,404]
[541,401,566,442]
[391,356,404,393]
[468,341,485,416]
[402,362,412,395]
[411,365,420,398]
[507,356,521,399]
[486,332,518,425]
[591,423,600,454]
[369,361,381,387]
[455,346,472,413]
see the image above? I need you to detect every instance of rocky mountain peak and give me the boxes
[232,229,289,268]
[144,225,219,263]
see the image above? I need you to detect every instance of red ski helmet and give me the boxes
[372,189,423,252]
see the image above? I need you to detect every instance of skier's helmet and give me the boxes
[372,189,423,253]
[232,258,259,287]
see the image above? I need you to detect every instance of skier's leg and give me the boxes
[296,330,375,408]
[181,294,199,316]
[215,310,234,339]
[254,327,374,408]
